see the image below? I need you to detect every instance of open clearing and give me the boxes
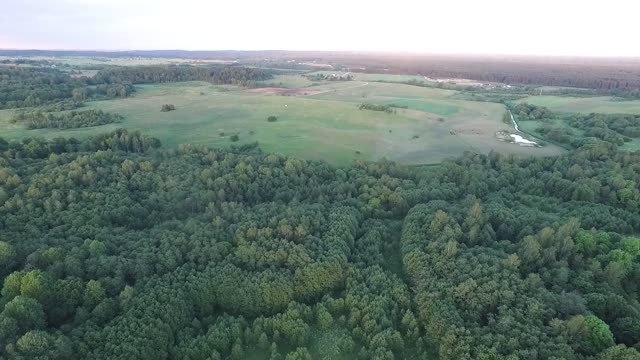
[257,74,316,88]
[517,95,640,114]
[308,71,427,83]
[0,76,566,166]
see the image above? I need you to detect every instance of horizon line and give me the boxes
[2,48,640,59]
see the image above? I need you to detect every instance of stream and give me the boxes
[507,110,539,145]
[509,110,520,132]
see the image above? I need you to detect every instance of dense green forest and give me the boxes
[0,127,639,359]
[0,66,135,109]
[11,109,123,130]
[3,50,640,91]
[0,64,271,109]
[93,65,272,87]
[1,61,640,359]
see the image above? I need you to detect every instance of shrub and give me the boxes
[230,134,239,142]
[267,116,278,122]
[359,103,393,113]
[161,104,176,112]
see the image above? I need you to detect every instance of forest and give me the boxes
[3,50,639,90]
[0,64,271,109]
[10,109,123,130]
[93,65,272,87]
[306,53,640,91]
[1,59,640,359]
[0,126,639,359]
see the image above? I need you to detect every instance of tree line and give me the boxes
[3,50,640,90]
[299,53,640,90]
[10,109,123,130]
[93,65,272,87]
[0,64,272,110]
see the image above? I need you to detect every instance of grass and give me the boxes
[379,98,459,116]
[308,71,427,83]
[517,95,640,114]
[258,74,314,88]
[0,76,567,166]
[622,141,640,151]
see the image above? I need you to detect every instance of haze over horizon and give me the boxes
[2,0,639,57]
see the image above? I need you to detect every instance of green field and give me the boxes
[0,76,566,166]
[258,74,315,88]
[517,95,640,114]
[308,71,428,83]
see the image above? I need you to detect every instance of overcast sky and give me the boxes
[1,0,638,56]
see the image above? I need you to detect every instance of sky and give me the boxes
[1,0,639,57]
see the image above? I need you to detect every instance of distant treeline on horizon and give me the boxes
[2,49,640,90]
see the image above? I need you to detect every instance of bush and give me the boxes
[267,116,278,122]
[359,103,393,113]
[161,104,176,112]
[230,134,239,142]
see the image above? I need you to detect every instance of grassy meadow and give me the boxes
[0,75,567,165]
[258,74,315,88]
[307,71,428,84]
[517,95,640,114]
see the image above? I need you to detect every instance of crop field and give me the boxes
[0,76,566,165]
[517,95,640,114]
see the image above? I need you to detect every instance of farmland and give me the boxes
[0,75,565,165]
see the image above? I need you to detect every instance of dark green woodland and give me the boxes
[0,129,639,359]
[0,62,640,360]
